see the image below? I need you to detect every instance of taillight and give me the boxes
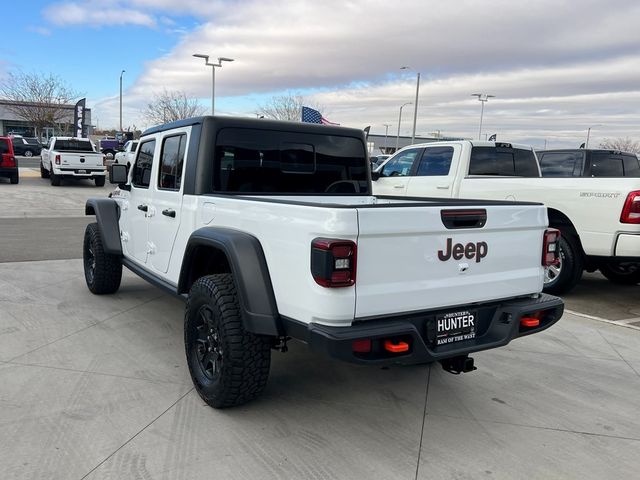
[542,228,560,266]
[620,191,640,224]
[311,238,357,287]
[55,154,61,165]
[1,153,15,167]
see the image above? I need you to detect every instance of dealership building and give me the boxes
[366,132,467,155]
[0,100,92,140]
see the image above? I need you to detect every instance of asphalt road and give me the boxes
[16,156,41,168]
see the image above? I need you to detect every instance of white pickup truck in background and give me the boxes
[373,140,640,293]
[40,137,106,187]
[85,116,563,408]
[113,140,138,169]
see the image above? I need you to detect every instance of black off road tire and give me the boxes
[40,162,50,178]
[50,172,61,186]
[83,222,122,294]
[543,234,583,295]
[95,176,106,187]
[185,274,272,408]
[599,261,640,285]
[10,173,18,184]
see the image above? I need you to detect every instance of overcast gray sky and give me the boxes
[37,0,640,147]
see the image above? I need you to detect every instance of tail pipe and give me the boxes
[440,355,476,374]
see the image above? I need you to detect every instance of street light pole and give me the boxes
[119,70,125,131]
[396,102,412,152]
[585,124,602,148]
[401,67,421,145]
[193,54,235,115]
[471,93,495,140]
[383,123,391,152]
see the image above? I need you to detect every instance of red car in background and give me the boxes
[0,136,19,184]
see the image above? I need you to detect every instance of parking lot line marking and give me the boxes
[565,309,640,331]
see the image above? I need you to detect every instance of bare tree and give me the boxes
[258,93,324,121]
[142,90,206,125]
[0,72,80,137]
[599,137,640,154]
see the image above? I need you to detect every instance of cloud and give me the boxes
[83,0,640,147]
[44,1,156,27]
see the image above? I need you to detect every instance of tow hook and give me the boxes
[440,355,476,374]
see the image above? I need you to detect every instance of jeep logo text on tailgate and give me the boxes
[438,238,488,263]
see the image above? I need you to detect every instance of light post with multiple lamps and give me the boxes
[471,93,495,140]
[119,70,125,131]
[193,54,234,115]
[382,123,392,152]
[400,66,420,145]
[396,102,412,151]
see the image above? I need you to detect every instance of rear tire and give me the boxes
[599,261,640,285]
[184,274,272,408]
[83,223,122,294]
[40,162,50,178]
[24,150,33,158]
[95,176,106,187]
[50,172,60,186]
[10,173,18,184]
[543,234,583,294]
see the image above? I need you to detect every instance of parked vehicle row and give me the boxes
[372,141,640,292]
[0,136,19,184]
[10,136,43,157]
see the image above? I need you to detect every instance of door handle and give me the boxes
[436,184,450,189]
[162,208,176,218]
[137,204,148,212]
[393,184,405,189]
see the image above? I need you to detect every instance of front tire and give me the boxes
[95,176,106,187]
[543,234,583,294]
[24,150,33,158]
[83,223,122,294]
[185,274,272,408]
[599,261,640,285]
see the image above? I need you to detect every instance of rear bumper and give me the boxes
[283,294,563,365]
[54,167,105,177]
[614,234,640,258]
[0,166,18,178]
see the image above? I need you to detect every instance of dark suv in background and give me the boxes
[0,136,18,183]
[537,149,640,177]
[11,136,43,157]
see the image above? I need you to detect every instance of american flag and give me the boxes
[301,106,339,125]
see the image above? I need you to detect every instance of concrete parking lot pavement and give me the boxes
[0,259,639,480]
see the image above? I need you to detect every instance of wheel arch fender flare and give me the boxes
[547,208,584,254]
[85,198,122,256]
[178,227,282,336]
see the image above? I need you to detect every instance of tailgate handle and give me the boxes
[441,209,487,229]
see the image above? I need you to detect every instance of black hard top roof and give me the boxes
[141,115,365,138]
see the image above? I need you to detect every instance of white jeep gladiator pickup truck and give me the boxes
[41,137,106,186]
[373,141,640,293]
[84,117,563,408]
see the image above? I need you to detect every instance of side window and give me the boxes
[132,139,156,188]
[590,152,624,177]
[416,147,454,176]
[514,149,540,176]
[469,147,514,175]
[622,155,640,177]
[539,152,584,177]
[158,134,186,190]
[381,149,420,177]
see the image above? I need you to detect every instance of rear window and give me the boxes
[469,147,539,177]
[0,139,10,154]
[54,139,94,152]
[214,128,368,194]
[539,152,584,177]
[589,152,638,177]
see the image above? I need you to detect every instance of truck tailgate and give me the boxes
[355,204,547,318]
[60,152,104,168]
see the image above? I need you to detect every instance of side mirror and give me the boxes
[109,164,129,188]
[371,170,381,181]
